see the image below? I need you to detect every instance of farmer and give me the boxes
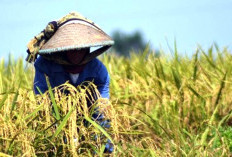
[26,12,114,153]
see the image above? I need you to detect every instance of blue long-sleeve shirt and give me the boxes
[34,56,110,99]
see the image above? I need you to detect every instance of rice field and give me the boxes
[0,45,232,156]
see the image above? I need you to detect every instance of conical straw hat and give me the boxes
[39,20,114,54]
[26,12,114,64]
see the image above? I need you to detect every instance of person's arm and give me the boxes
[34,67,48,94]
[97,73,110,99]
[33,56,50,94]
[95,73,113,154]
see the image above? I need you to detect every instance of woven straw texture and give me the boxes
[40,23,112,52]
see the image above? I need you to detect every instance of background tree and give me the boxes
[111,30,148,57]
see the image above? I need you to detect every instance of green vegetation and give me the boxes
[0,45,232,156]
[111,30,151,57]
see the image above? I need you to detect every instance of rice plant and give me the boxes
[0,44,231,156]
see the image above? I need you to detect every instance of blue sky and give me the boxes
[0,0,232,59]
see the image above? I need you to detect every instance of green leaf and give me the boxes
[84,116,114,145]
[10,91,19,112]
[45,75,60,120]
[52,106,74,138]
[0,93,8,110]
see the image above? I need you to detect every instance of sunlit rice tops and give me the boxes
[0,45,232,156]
